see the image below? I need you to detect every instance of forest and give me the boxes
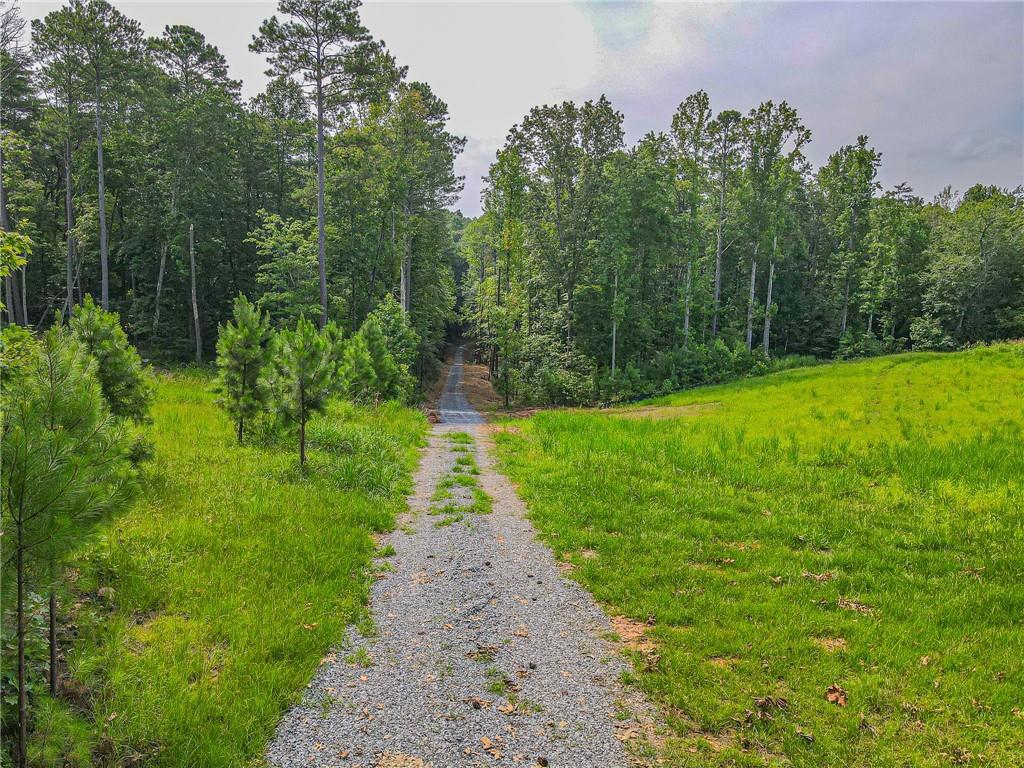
[461,96,1024,404]
[1,0,464,385]
[2,1,1022,406]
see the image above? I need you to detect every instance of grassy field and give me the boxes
[32,370,424,766]
[494,344,1024,767]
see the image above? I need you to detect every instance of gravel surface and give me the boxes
[437,346,485,425]
[266,358,645,768]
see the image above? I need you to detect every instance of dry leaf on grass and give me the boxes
[826,684,848,706]
[838,596,875,615]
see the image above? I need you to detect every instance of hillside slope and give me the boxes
[494,344,1024,767]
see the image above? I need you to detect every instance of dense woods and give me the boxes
[1,0,463,383]
[461,94,1024,404]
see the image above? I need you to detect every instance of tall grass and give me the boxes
[34,370,424,765]
[495,344,1024,767]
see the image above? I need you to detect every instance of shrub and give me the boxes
[1,328,136,759]
[69,296,152,423]
[368,293,420,372]
[216,294,273,443]
[265,316,334,465]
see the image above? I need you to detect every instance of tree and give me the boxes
[69,295,153,422]
[367,292,419,371]
[252,0,387,329]
[1,327,135,768]
[65,0,144,310]
[247,210,322,324]
[707,109,743,337]
[817,136,882,338]
[267,315,334,464]
[216,294,273,442]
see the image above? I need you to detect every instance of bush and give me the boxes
[1,327,136,760]
[216,294,273,443]
[70,295,153,423]
[340,316,413,403]
[265,316,334,465]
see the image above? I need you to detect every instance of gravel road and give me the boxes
[267,357,643,767]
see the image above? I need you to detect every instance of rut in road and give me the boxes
[268,352,650,767]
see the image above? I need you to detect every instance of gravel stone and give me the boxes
[267,349,641,768]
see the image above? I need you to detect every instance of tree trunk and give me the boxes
[64,137,77,319]
[762,257,775,356]
[840,277,850,335]
[400,199,411,312]
[4,276,14,324]
[0,139,26,326]
[153,182,178,333]
[49,589,58,696]
[189,222,201,363]
[712,132,727,338]
[610,267,618,380]
[315,77,328,329]
[16,532,27,768]
[746,257,757,352]
[683,260,692,350]
[95,79,110,310]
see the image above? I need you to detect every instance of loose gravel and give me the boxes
[267,356,647,768]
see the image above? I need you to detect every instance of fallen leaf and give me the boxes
[826,684,848,707]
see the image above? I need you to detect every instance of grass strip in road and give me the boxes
[494,344,1024,768]
[33,370,424,766]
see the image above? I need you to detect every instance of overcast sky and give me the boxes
[23,1,1024,216]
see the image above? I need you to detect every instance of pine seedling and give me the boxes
[216,294,273,443]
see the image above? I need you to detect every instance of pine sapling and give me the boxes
[267,316,334,465]
[216,294,273,443]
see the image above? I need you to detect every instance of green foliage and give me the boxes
[369,293,420,371]
[266,316,335,464]
[495,344,1024,768]
[463,92,1024,406]
[340,314,413,403]
[32,371,424,766]
[247,211,322,326]
[0,325,39,379]
[1,327,137,759]
[1,327,137,568]
[216,294,273,442]
[70,295,153,423]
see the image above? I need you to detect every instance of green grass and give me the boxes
[37,370,424,766]
[494,344,1024,767]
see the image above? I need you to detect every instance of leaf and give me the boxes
[826,684,848,706]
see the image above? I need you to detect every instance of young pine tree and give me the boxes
[1,328,136,767]
[339,331,378,403]
[216,294,273,443]
[70,295,153,422]
[267,316,334,465]
[368,293,420,371]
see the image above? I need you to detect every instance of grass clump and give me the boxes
[494,344,1024,767]
[37,370,423,766]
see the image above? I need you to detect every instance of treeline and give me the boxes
[0,0,463,382]
[460,93,1024,404]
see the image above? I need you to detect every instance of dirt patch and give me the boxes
[813,636,848,652]
[610,615,658,655]
[708,656,738,669]
[607,402,721,421]
[460,359,504,413]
